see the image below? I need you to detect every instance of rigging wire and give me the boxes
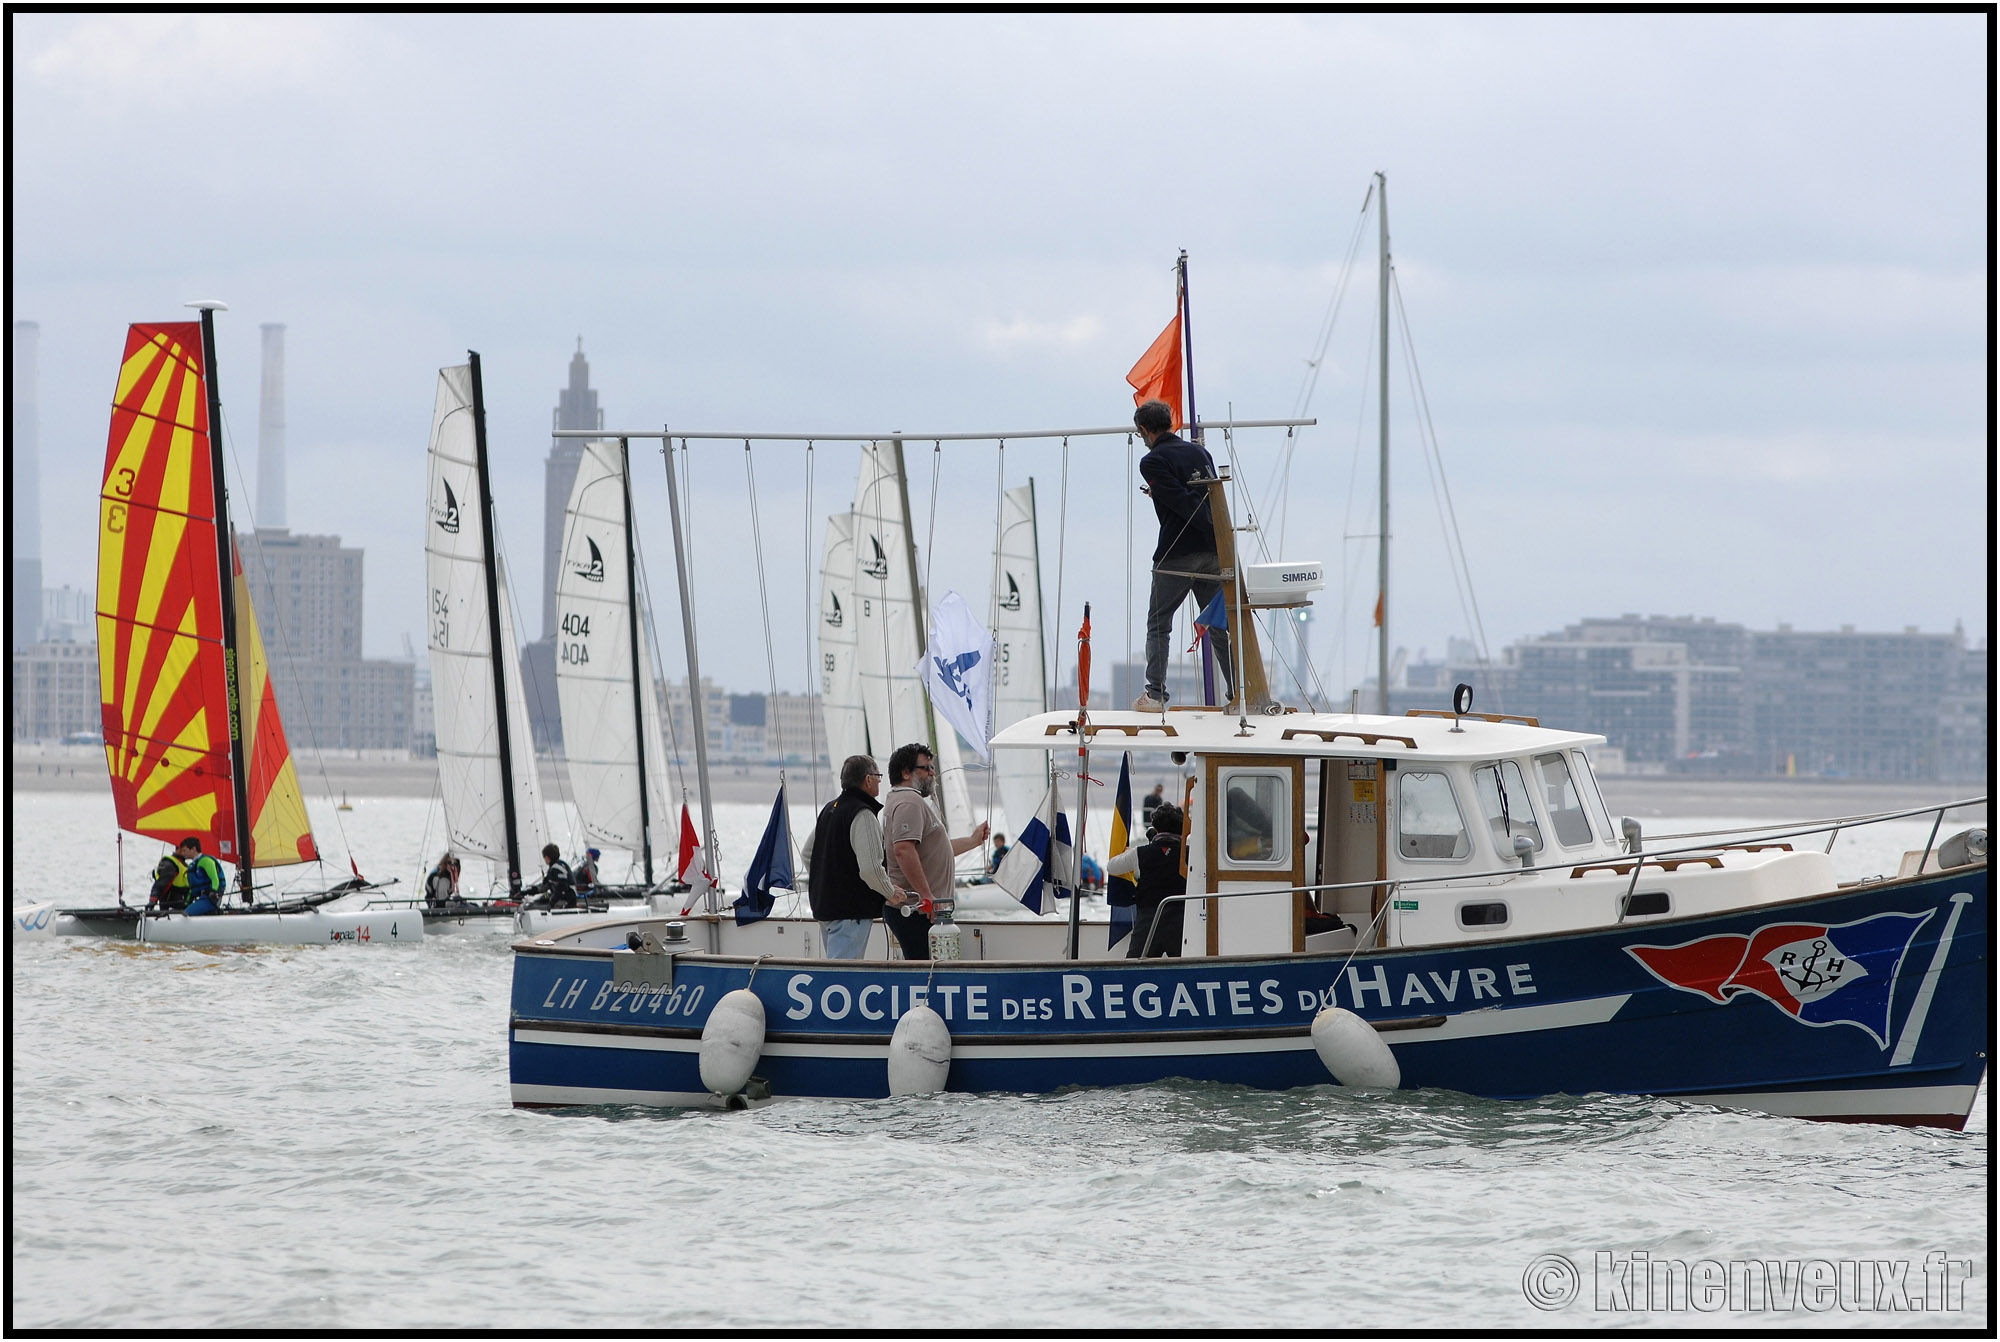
[629,489,690,812]
[802,441,820,813]
[1050,436,1070,702]
[743,440,785,762]
[490,518,574,861]
[1333,312,1379,701]
[672,436,714,873]
[986,439,1008,824]
[1258,183,1375,542]
[214,400,357,892]
[1391,270,1500,704]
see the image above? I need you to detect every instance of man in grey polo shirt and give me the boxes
[881,742,990,959]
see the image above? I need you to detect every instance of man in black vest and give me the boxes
[805,754,910,958]
[1107,803,1188,958]
[1133,399,1232,710]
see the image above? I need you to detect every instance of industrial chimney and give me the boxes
[13,321,41,647]
[257,323,286,528]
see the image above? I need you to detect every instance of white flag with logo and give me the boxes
[916,590,996,761]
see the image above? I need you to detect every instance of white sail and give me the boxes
[852,441,975,835]
[425,365,548,874]
[991,480,1049,842]
[817,511,868,767]
[554,440,673,872]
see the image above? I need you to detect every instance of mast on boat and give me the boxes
[191,302,255,901]
[1376,170,1391,716]
[663,431,720,914]
[618,437,655,886]
[889,437,950,773]
[468,352,525,894]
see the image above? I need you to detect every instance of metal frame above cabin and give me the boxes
[551,419,1314,444]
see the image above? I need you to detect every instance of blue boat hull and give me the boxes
[509,865,1987,1127]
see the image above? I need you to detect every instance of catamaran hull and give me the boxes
[137,901,425,945]
[515,899,659,937]
[13,905,142,939]
[508,866,1987,1128]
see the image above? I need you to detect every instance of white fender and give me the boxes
[699,988,766,1097]
[887,1004,951,1096]
[1311,1006,1401,1089]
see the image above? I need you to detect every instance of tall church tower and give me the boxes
[523,340,604,750]
[543,339,601,638]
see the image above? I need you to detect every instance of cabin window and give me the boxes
[1533,752,1596,847]
[1220,768,1289,867]
[1621,890,1671,918]
[1571,750,1616,844]
[1472,760,1543,854]
[1458,900,1510,929]
[1397,771,1470,861]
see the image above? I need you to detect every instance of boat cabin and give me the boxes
[990,705,1838,957]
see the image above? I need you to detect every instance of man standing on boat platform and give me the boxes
[805,754,911,959]
[882,743,989,959]
[1132,399,1231,711]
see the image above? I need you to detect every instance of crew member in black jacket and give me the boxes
[1133,399,1232,710]
[1107,803,1188,958]
[804,754,912,958]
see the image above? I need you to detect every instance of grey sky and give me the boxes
[13,13,1988,698]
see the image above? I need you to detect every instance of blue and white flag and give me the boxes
[917,590,996,761]
[993,781,1072,915]
[734,784,792,926]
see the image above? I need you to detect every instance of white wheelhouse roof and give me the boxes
[989,709,1605,763]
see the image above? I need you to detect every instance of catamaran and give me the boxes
[504,188,1985,1127]
[14,307,422,946]
[415,356,553,928]
[542,436,680,925]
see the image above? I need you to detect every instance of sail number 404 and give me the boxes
[560,612,591,665]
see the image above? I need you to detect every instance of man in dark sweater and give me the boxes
[1133,399,1232,710]
[804,753,910,958]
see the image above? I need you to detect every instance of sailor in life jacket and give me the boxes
[147,852,189,912]
[425,852,460,907]
[176,836,228,916]
[574,848,601,897]
[530,844,578,909]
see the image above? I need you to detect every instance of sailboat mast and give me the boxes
[468,351,524,894]
[195,304,255,897]
[891,437,944,754]
[1178,251,1197,442]
[1376,171,1391,717]
[663,432,720,912]
[618,437,654,886]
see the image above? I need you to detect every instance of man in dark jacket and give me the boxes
[1106,803,1188,957]
[805,754,909,958]
[1133,399,1231,710]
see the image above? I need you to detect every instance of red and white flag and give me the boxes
[676,803,720,914]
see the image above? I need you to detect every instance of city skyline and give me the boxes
[10,14,1987,699]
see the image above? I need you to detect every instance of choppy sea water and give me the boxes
[10,790,1988,1328]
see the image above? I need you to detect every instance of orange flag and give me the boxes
[1372,592,1384,628]
[1125,314,1184,430]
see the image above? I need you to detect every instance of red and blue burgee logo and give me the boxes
[1626,909,1936,1048]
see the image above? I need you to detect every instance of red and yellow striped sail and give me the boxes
[96,322,317,865]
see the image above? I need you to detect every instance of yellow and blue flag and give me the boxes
[1107,752,1137,949]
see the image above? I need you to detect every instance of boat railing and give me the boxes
[1132,794,1987,956]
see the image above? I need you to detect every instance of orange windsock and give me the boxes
[1125,315,1184,430]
